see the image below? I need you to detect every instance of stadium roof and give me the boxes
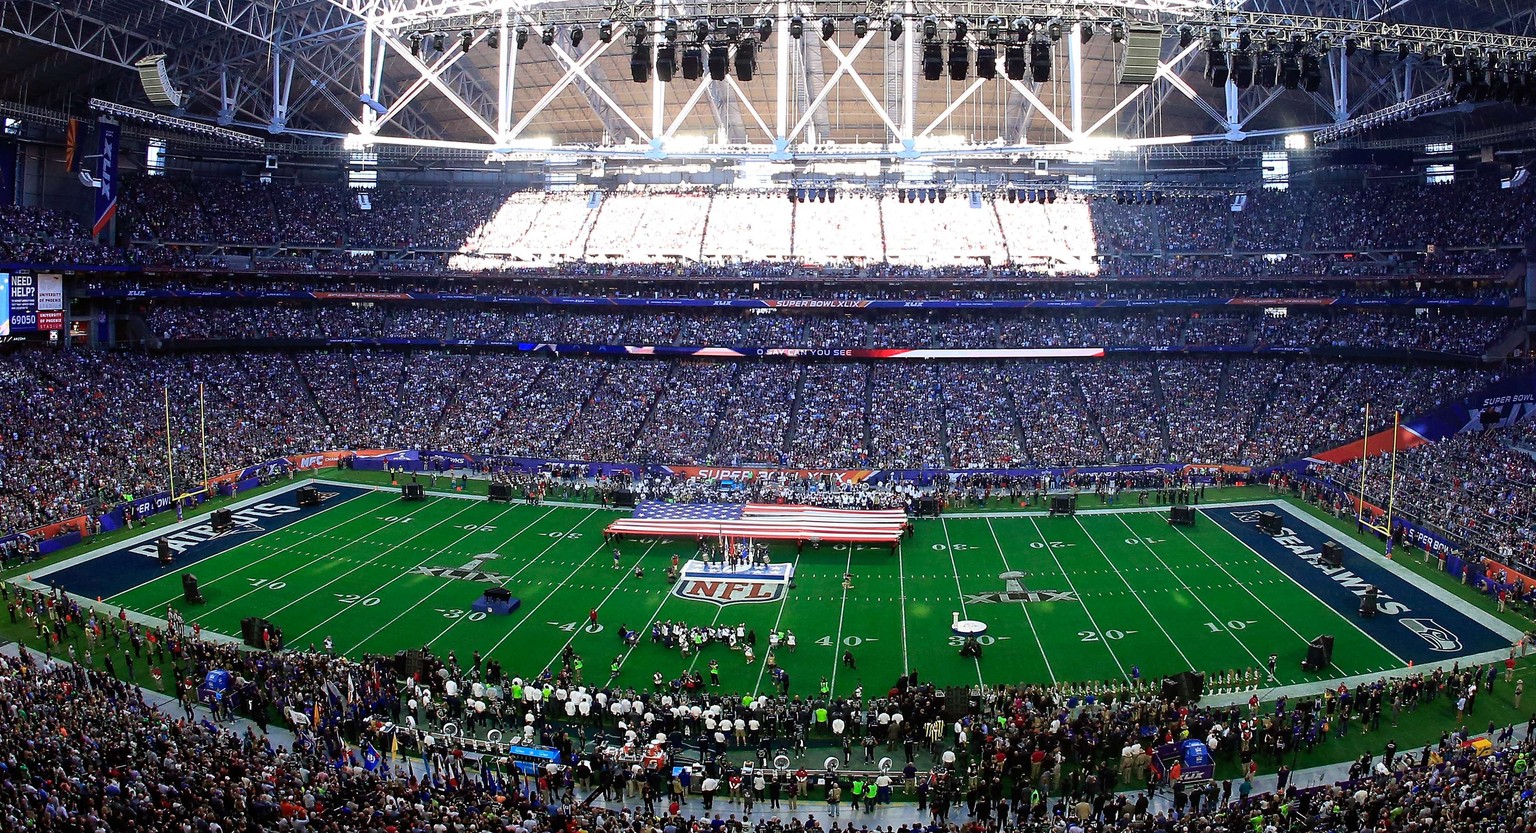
[0,0,1533,160]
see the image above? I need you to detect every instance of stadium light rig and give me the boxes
[1313,88,1456,144]
[87,99,265,147]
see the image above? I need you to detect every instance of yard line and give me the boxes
[1170,514,1382,677]
[142,489,398,611]
[613,554,702,681]
[1071,516,1198,671]
[1025,516,1129,681]
[985,518,1055,685]
[684,606,727,677]
[895,544,910,676]
[277,500,489,642]
[1112,514,1270,672]
[536,538,662,675]
[828,550,857,693]
[177,493,449,621]
[339,501,541,654]
[479,531,613,660]
[938,518,987,687]
[751,553,804,695]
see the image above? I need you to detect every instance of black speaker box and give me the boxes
[612,490,636,508]
[484,587,512,602]
[242,616,260,645]
[916,497,939,517]
[1303,634,1335,671]
[1320,541,1344,568]
[1049,495,1075,516]
[1359,588,1378,618]
[157,537,173,565]
[1169,505,1196,526]
[297,485,320,507]
[182,573,204,605]
[402,483,425,501]
[941,686,970,720]
[488,482,512,502]
[1181,670,1205,702]
[211,508,234,532]
[394,649,425,677]
[1257,512,1283,536]
[1161,675,1186,702]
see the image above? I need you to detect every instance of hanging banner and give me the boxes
[63,118,80,172]
[92,119,120,238]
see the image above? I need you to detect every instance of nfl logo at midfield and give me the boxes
[672,560,794,606]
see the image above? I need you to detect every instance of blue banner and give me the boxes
[92,119,119,238]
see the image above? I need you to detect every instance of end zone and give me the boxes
[1205,501,1518,666]
[22,480,372,603]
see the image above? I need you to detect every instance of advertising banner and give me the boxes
[92,119,120,237]
[8,272,37,332]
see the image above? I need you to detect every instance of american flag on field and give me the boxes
[605,501,908,543]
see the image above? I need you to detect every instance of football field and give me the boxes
[30,480,1517,699]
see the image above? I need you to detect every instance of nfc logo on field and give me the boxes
[671,560,794,607]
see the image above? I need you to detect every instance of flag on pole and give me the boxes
[63,118,80,172]
[363,742,382,772]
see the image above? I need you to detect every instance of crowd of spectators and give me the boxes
[4,580,1536,833]
[80,176,1532,270]
[130,300,1517,354]
[709,363,801,467]
[6,176,1533,281]
[788,364,871,470]
[631,362,735,464]
[1312,419,1536,577]
[0,345,1514,536]
[869,365,946,470]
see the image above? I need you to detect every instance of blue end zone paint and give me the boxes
[39,484,371,602]
[1205,504,1508,665]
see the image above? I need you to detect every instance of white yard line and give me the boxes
[985,517,1055,685]
[938,517,986,687]
[1164,517,1354,679]
[184,495,454,622]
[1111,513,1271,671]
[1071,515,1199,671]
[828,550,857,693]
[339,500,535,654]
[536,538,663,674]
[1025,516,1128,681]
[752,553,804,693]
[277,500,489,643]
[479,532,613,659]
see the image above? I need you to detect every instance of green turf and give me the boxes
[9,475,1536,786]
[103,483,1405,697]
